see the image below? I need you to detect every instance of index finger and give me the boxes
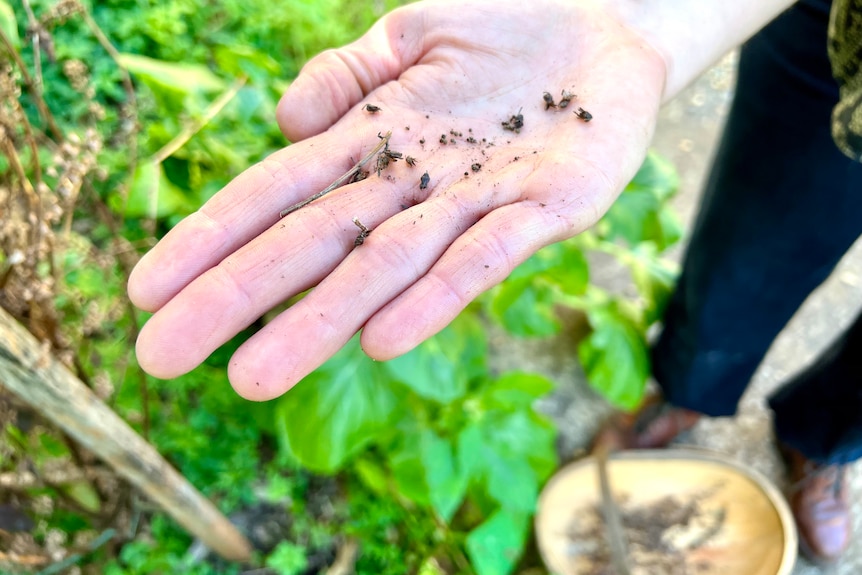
[128,130,380,312]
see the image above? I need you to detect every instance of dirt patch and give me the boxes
[564,483,727,575]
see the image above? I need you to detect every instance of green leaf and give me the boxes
[600,151,680,249]
[263,473,295,502]
[119,160,195,219]
[489,278,561,337]
[389,432,430,506]
[600,188,661,247]
[628,150,679,200]
[275,337,401,473]
[479,411,557,483]
[457,422,486,486]
[489,242,589,337]
[354,458,389,497]
[0,0,19,49]
[579,302,650,410]
[503,240,584,285]
[266,541,308,575]
[383,313,485,403]
[118,53,226,95]
[481,371,554,410]
[235,86,274,122]
[62,480,102,513]
[36,430,70,459]
[466,509,530,575]
[657,203,684,249]
[628,244,679,325]
[212,44,282,78]
[460,409,557,514]
[420,430,467,522]
[484,452,538,512]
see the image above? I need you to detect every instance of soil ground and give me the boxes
[494,51,862,574]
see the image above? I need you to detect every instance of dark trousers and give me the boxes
[651,0,862,465]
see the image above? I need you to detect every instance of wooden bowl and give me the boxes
[535,449,797,575]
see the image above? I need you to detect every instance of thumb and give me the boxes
[276,5,427,142]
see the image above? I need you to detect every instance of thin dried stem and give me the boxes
[86,182,149,438]
[0,94,45,251]
[279,131,392,217]
[150,76,247,165]
[80,5,139,205]
[19,101,44,189]
[596,448,632,575]
[1,135,41,248]
[143,76,246,228]
[21,0,42,93]
[0,27,63,141]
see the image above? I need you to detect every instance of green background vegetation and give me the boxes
[0,0,681,573]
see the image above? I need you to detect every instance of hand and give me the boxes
[128,0,666,400]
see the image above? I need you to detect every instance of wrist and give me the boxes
[591,0,796,103]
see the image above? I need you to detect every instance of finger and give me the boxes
[277,4,427,141]
[359,155,617,360]
[226,162,534,400]
[128,129,388,312]
[134,167,432,380]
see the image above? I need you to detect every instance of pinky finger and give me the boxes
[360,199,594,360]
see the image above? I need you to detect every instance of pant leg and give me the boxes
[769,313,862,465]
[651,0,862,417]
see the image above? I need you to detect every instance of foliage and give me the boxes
[483,151,680,410]
[265,542,309,575]
[270,153,680,574]
[0,0,681,574]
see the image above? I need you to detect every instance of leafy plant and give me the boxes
[484,151,680,410]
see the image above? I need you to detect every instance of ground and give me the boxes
[493,52,862,574]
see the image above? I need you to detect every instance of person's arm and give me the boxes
[597,0,797,102]
[129,0,796,401]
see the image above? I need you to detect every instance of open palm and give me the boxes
[129,0,667,400]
